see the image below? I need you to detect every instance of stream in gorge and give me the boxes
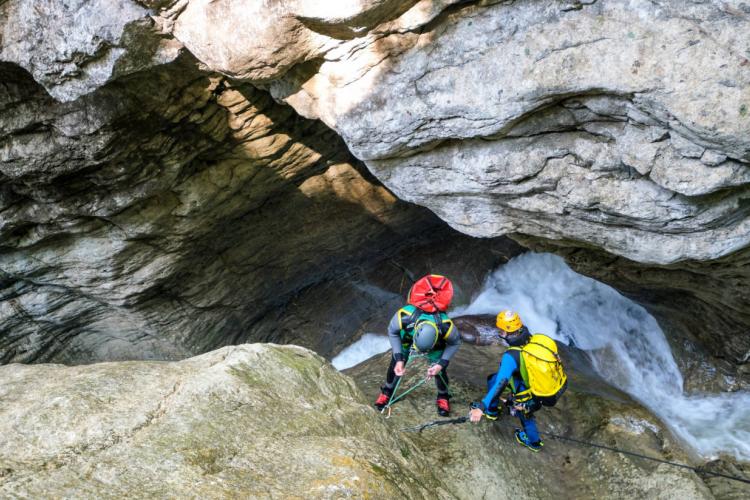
[332,252,750,461]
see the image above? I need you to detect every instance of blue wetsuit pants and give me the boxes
[486,373,541,443]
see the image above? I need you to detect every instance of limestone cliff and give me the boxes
[1,1,749,377]
[0,53,452,364]
[163,0,750,375]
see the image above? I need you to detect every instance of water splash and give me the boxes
[454,252,750,461]
[332,333,390,370]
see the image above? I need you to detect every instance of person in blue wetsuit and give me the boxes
[469,310,544,452]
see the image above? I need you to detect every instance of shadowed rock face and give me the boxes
[0,54,461,364]
[3,343,744,498]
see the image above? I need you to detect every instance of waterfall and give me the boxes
[332,334,390,370]
[332,251,750,460]
[453,252,750,461]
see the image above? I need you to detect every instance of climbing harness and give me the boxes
[399,413,750,485]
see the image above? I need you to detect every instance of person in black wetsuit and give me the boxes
[374,303,461,416]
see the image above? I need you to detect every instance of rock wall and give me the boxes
[236,0,750,263]
[2,0,749,375]
[153,0,750,374]
[0,52,458,364]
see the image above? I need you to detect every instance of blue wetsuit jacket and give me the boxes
[479,351,524,411]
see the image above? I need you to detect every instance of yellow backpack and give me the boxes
[508,334,567,406]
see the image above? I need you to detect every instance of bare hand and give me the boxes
[394,361,405,376]
[426,364,443,378]
[469,408,484,423]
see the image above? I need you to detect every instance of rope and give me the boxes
[437,370,453,398]
[400,416,468,433]
[382,352,453,414]
[385,353,454,409]
[381,352,427,414]
[388,376,429,406]
[399,414,750,485]
[541,429,750,485]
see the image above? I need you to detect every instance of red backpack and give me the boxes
[407,275,454,313]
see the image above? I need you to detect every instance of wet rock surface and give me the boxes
[2,343,746,498]
[350,344,750,499]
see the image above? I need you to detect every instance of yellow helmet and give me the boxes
[496,310,523,333]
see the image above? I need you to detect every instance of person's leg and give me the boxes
[430,351,450,415]
[375,351,409,409]
[435,366,450,399]
[519,412,540,443]
[382,356,400,394]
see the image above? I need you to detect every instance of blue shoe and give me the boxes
[514,429,543,452]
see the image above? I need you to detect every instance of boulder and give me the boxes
[2,342,744,498]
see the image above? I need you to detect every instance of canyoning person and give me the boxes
[469,310,567,452]
[374,275,461,416]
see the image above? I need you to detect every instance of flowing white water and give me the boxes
[332,333,390,370]
[452,252,750,461]
[331,252,750,460]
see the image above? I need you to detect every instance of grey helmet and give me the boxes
[413,320,439,352]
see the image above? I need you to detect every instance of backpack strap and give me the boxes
[439,317,454,339]
[526,334,563,364]
[506,347,531,401]
[397,305,422,333]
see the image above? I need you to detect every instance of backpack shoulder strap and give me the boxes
[432,312,452,338]
[398,305,421,332]
[439,318,454,339]
[526,334,562,363]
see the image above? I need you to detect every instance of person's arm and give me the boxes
[437,323,462,367]
[387,312,405,361]
[480,352,517,410]
[470,352,517,422]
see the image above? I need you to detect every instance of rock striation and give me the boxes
[236,0,750,265]
[0,52,456,364]
[2,0,750,378]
